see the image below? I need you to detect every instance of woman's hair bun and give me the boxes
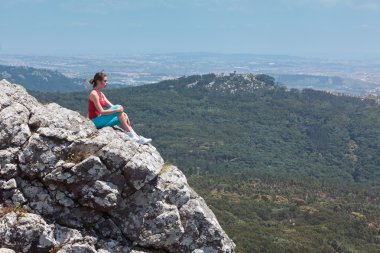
[89,72,107,87]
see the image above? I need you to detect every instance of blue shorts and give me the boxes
[91,104,123,129]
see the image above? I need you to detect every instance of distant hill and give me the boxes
[31,72,380,186]
[275,74,344,88]
[30,73,380,253]
[0,65,87,92]
[274,74,380,96]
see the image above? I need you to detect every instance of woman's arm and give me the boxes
[103,94,114,107]
[89,91,122,115]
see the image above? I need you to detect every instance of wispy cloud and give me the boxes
[286,0,380,9]
[0,0,45,8]
[69,21,89,27]
[0,0,250,11]
[1,0,379,10]
[51,0,250,16]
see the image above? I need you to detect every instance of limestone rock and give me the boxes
[0,212,56,252]
[0,248,16,253]
[0,79,236,253]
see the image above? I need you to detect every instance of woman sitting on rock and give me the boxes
[87,72,152,145]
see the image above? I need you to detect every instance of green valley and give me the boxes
[29,73,380,253]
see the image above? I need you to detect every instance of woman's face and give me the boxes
[96,77,108,89]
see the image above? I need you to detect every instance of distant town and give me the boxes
[0,52,379,96]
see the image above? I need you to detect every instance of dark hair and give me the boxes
[89,72,107,88]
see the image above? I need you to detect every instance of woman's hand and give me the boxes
[116,105,124,112]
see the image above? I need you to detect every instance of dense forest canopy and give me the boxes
[29,73,380,252]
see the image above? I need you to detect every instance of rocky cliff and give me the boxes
[0,79,236,253]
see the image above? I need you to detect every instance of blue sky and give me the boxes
[0,0,379,58]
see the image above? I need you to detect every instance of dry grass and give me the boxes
[0,204,27,218]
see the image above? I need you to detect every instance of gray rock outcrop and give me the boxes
[0,79,236,253]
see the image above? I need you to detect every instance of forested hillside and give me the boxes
[0,65,86,92]
[30,73,380,253]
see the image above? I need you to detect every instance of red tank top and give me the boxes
[88,90,106,119]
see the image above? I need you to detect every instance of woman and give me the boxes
[88,72,152,145]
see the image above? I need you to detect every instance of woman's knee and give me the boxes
[109,105,123,117]
[110,104,122,111]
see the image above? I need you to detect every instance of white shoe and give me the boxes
[137,135,152,145]
[124,131,140,141]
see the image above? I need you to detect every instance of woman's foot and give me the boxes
[137,135,152,145]
[124,131,140,142]
[124,130,151,145]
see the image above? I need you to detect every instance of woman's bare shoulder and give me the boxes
[89,90,100,99]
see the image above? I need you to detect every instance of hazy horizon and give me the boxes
[1,0,379,59]
[1,51,380,62]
